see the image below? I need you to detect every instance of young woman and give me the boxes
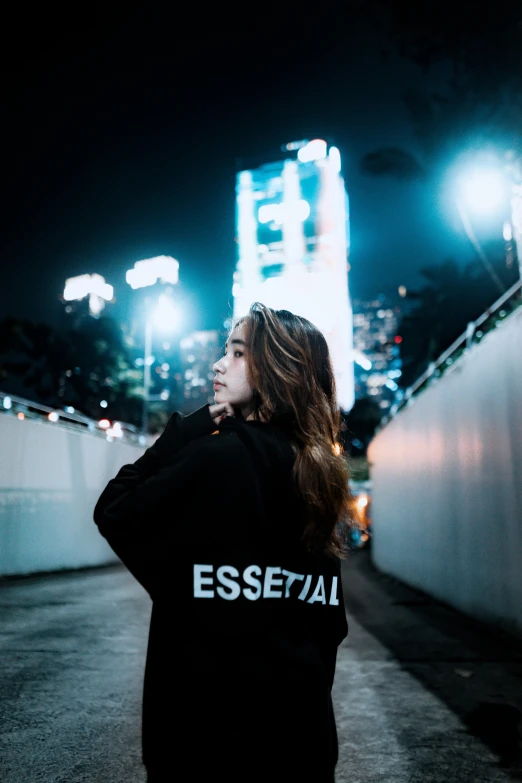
[94,302,353,783]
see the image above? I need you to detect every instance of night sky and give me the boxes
[2,14,502,335]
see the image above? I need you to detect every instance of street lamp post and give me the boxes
[124,257,182,443]
[140,293,179,442]
[510,181,522,283]
[455,197,507,296]
[456,155,522,287]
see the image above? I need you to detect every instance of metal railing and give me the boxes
[0,390,145,445]
[381,277,522,426]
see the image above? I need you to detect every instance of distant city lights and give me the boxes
[284,140,308,151]
[106,421,123,438]
[354,352,372,371]
[503,221,513,241]
[329,147,341,174]
[258,200,310,225]
[352,296,403,406]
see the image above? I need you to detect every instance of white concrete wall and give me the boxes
[0,415,144,576]
[368,307,522,637]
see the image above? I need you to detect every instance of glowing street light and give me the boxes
[454,155,522,286]
[63,273,114,316]
[152,293,179,331]
[458,167,506,215]
[455,164,511,295]
[126,256,179,290]
[125,255,182,440]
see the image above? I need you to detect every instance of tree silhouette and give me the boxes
[341,397,383,456]
[0,317,73,406]
[0,314,143,425]
[353,0,522,164]
[63,315,142,422]
[397,254,519,388]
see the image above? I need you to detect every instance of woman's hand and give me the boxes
[209,402,235,426]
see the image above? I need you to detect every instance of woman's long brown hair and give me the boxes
[232,302,354,559]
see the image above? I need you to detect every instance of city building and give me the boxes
[352,295,403,410]
[179,330,222,414]
[233,139,354,412]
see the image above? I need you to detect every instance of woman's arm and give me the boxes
[93,405,217,597]
[126,404,217,478]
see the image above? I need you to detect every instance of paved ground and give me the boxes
[336,548,522,782]
[1,547,521,782]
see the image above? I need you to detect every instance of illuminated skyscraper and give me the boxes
[233,140,354,411]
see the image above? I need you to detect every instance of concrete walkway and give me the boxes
[1,548,521,782]
[336,549,522,782]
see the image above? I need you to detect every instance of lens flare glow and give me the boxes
[126,256,179,290]
[503,221,513,241]
[297,139,327,163]
[459,168,507,215]
[152,294,178,331]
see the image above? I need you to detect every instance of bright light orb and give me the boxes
[152,294,179,331]
[258,199,310,225]
[459,168,507,215]
[329,146,341,173]
[126,256,179,290]
[298,139,327,163]
[107,421,123,438]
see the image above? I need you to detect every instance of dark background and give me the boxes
[1,7,493,333]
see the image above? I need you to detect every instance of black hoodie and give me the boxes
[94,404,348,783]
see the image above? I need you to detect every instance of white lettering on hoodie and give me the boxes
[193,564,340,605]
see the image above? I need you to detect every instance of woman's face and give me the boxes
[212,324,255,417]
